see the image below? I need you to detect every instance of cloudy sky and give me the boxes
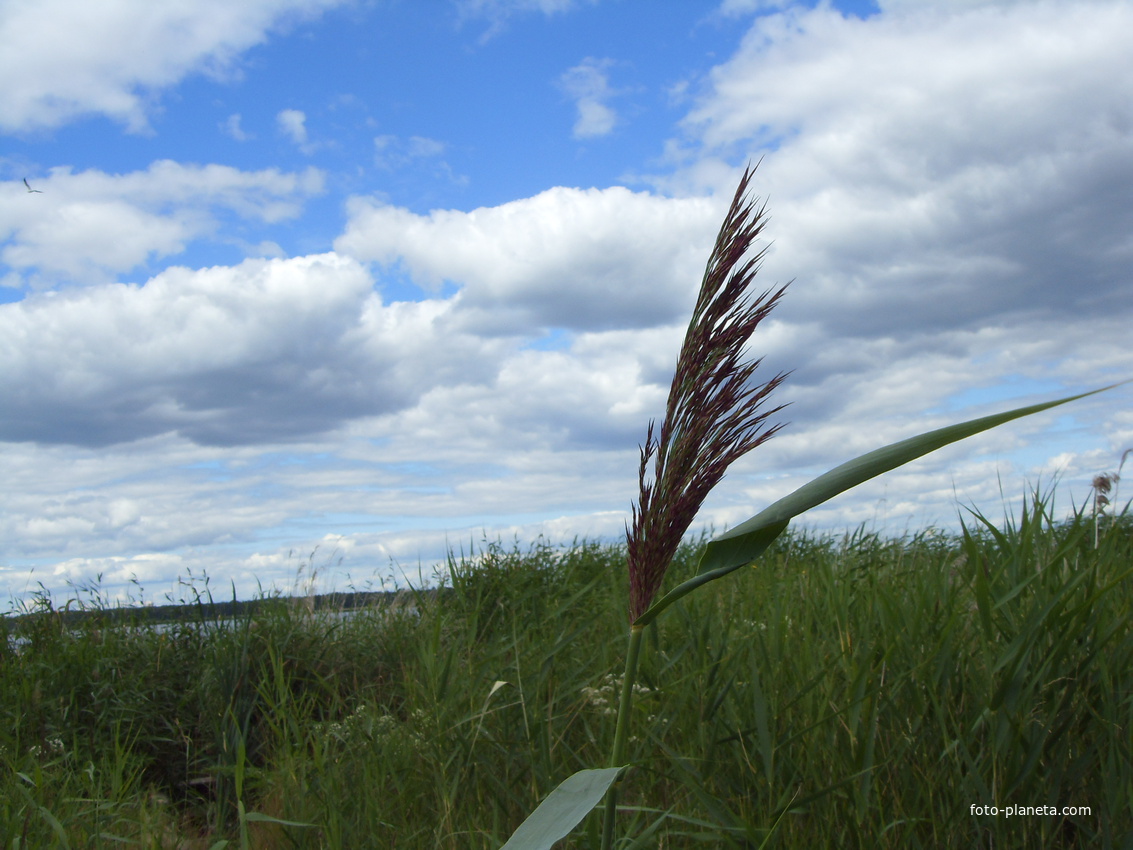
[2,0,1131,607]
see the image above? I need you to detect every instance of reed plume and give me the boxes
[626,164,789,620]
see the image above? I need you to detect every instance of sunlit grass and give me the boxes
[2,495,1130,847]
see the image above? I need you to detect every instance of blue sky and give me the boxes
[2,0,1130,606]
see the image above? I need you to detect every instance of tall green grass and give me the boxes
[2,494,1130,847]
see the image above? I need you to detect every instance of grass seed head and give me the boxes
[626,164,789,620]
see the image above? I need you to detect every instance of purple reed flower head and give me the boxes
[626,164,789,621]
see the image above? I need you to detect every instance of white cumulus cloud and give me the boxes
[277,108,320,154]
[336,185,721,332]
[0,253,507,446]
[0,0,350,133]
[0,164,325,287]
[559,57,619,138]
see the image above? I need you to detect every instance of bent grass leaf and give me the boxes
[634,384,1123,627]
[242,811,316,828]
[500,767,625,850]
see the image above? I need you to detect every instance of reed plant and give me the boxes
[500,166,1124,848]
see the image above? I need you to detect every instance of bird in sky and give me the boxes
[23,178,43,193]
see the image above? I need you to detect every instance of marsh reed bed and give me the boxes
[2,496,1130,848]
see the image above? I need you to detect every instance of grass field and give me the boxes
[2,492,1131,848]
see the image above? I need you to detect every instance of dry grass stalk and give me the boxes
[1092,447,1130,547]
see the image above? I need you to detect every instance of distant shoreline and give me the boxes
[2,587,444,629]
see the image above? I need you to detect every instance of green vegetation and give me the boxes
[2,492,1131,847]
[501,164,1122,849]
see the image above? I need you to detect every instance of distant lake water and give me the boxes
[4,598,420,652]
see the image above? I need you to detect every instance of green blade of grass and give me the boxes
[500,767,625,850]
[634,384,1123,626]
[243,811,316,828]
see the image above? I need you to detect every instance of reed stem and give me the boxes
[601,623,644,850]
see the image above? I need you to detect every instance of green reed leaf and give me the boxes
[501,767,626,850]
[633,383,1123,626]
[242,811,316,828]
